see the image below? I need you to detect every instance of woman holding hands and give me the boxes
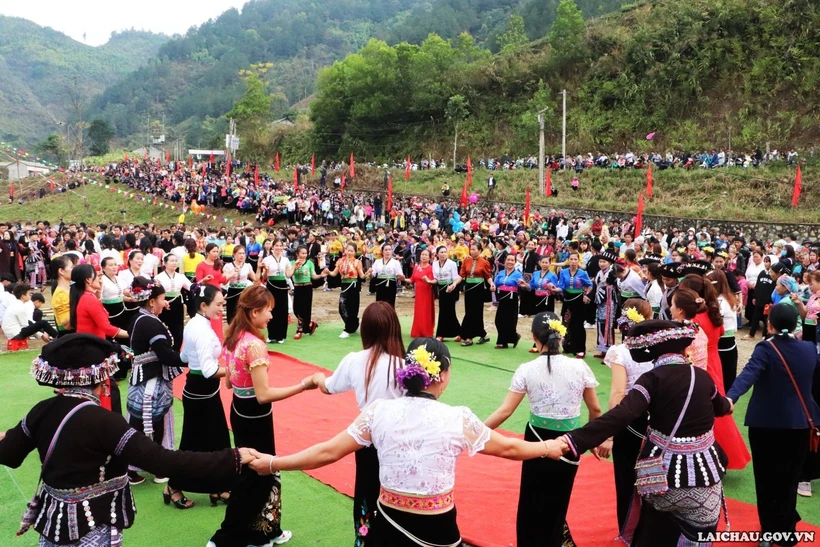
[491,253,528,349]
[324,242,366,338]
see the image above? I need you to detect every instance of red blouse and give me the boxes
[75,291,120,339]
[196,261,227,287]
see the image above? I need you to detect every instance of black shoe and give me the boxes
[513,334,521,348]
[128,471,145,485]
[476,337,490,345]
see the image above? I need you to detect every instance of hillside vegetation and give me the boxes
[0,17,167,143]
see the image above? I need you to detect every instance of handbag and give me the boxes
[634,366,695,496]
[18,401,95,536]
[767,340,820,452]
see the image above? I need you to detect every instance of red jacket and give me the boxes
[75,291,120,339]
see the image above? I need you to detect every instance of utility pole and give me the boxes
[561,90,567,171]
[537,108,548,196]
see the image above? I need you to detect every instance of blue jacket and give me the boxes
[727,338,820,429]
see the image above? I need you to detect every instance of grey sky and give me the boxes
[1,0,248,46]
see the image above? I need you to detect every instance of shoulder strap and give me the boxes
[659,366,696,455]
[767,340,816,429]
[43,401,95,470]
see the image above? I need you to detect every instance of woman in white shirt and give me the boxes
[100,257,129,330]
[313,301,406,544]
[432,245,462,341]
[139,238,160,278]
[155,253,192,352]
[174,284,232,506]
[252,338,564,547]
[706,268,740,393]
[603,299,654,535]
[259,239,291,343]
[368,244,405,308]
[222,246,257,324]
[643,262,664,317]
[484,312,602,547]
[117,250,144,327]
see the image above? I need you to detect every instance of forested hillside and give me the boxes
[0,17,166,143]
[90,0,629,146]
[298,0,819,159]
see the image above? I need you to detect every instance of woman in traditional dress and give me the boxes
[726,303,820,545]
[557,252,593,358]
[409,248,436,338]
[173,284,232,506]
[615,260,645,308]
[518,240,539,317]
[485,313,602,547]
[369,244,404,308]
[324,242,366,339]
[492,253,526,349]
[208,286,319,547]
[196,243,228,341]
[182,238,204,283]
[0,334,255,547]
[139,238,160,278]
[223,246,256,325]
[117,250,144,328]
[259,239,290,344]
[155,253,191,352]
[325,232,343,291]
[705,269,739,393]
[602,299,654,535]
[432,245,462,342]
[249,338,565,547]
[560,321,733,546]
[312,301,406,546]
[50,255,74,335]
[678,273,751,470]
[288,245,327,340]
[593,251,618,358]
[100,258,128,330]
[125,276,190,506]
[459,242,494,346]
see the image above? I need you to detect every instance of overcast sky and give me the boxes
[1,0,249,46]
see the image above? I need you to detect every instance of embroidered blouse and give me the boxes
[604,344,653,392]
[806,292,820,326]
[337,257,361,280]
[261,254,290,278]
[347,397,491,495]
[100,275,123,302]
[155,271,192,296]
[181,314,221,379]
[372,258,403,278]
[432,259,460,284]
[222,262,254,288]
[557,268,592,292]
[510,355,599,419]
[494,268,523,289]
[226,331,269,388]
[458,257,492,281]
[530,270,559,295]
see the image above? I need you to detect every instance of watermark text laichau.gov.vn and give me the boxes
[697,531,815,543]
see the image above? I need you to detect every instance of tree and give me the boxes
[227,68,275,162]
[227,72,273,123]
[87,119,113,156]
[445,95,469,169]
[497,15,528,54]
[548,0,586,65]
[36,134,66,165]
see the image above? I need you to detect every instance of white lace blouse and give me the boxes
[510,355,599,419]
[603,344,653,393]
[347,397,491,496]
[100,275,123,301]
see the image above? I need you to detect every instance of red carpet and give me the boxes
[174,352,820,546]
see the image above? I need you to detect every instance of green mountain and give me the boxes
[0,16,167,144]
[91,0,629,147]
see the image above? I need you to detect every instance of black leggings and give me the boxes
[13,320,58,340]
[748,306,768,337]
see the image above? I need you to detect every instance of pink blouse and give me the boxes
[225,331,269,388]
[686,328,709,371]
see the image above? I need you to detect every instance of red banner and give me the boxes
[311,153,315,175]
[635,192,644,236]
[524,186,531,224]
[792,164,803,207]
[405,156,411,181]
[646,163,653,197]
[275,153,280,172]
[467,156,472,187]
[350,154,355,178]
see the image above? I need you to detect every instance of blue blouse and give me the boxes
[557,268,593,292]
[530,270,559,293]
[494,269,523,288]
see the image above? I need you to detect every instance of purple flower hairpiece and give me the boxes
[396,362,432,389]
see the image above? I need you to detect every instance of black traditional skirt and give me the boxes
[266,278,289,341]
[495,289,519,346]
[225,285,245,326]
[533,290,556,314]
[158,294,184,352]
[375,278,398,308]
[460,281,486,340]
[353,446,380,547]
[435,284,461,338]
[104,300,130,331]
[339,280,361,334]
[370,503,462,547]
[561,292,586,354]
[327,255,342,289]
[211,393,282,547]
[177,374,230,453]
[612,415,648,533]
[517,424,578,547]
[293,284,314,333]
[718,336,738,394]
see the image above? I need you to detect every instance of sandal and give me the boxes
[209,492,230,506]
[742,335,755,340]
[163,487,194,509]
[461,339,473,347]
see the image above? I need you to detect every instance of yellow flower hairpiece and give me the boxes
[411,347,441,379]
[547,319,567,338]
[625,307,646,324]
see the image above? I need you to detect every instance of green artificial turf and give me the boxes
[272,317,820,526]
[0,350,352,547]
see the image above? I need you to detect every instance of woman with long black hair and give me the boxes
[260,239,291,344]
[222,246,256,325]
[313,301,406,546]
[491,253,526,349]
[368,244,404,308]
[485,312,602,547]
[155,253,191,352]
[288,245,327,340]
[324,242,366,338]
[706,268,739,393]
[459,242,494,346]
[208,285,318,547]
[557,252,593,358]
[432,245,462,341]
[117,250,144,327]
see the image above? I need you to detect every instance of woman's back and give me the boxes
[324,348,404,410]
[510,355,598,419]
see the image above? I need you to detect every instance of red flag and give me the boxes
[460,176,469,208]
[405,156,411,181]
[225,155,231,178]
[49,180,54,191]
[524,186,531,225]
[646,163,653,197]
[201,163,206,179]
[635,192,645,236]
[386,174,393,214]
[165,150,171,165]
[350,154,355,178]
[124,152,129,162]
[188,156,193,169]
[341,173,346,193]
[792,164,802,207]
[9,182,13,198]
[293,165,299,190]
[467,156,472,187]
[245,162,250,173]
[546,166,552,196]
[209,153,214,164]
[275,153,280,172]
[311,154,315,175]
[254,163,259,184]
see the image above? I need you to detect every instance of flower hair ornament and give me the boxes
[617,307,646,330]
[397,345,445,389]
[131,283,155,302]
[199,285,207,298]
[542,316,567,339]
